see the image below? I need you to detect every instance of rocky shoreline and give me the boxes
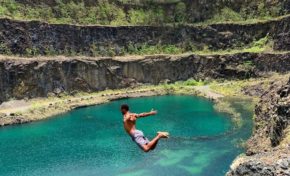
[0,85,208,126]
[227,77,290,176]
[0,87,165,126]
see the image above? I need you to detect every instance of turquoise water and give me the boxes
[0,96,253,176]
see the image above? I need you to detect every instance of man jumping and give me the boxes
[121,104,169,152]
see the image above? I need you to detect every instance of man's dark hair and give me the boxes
[121,104,129,111]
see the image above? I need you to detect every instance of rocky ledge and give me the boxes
[227,77,290,176]
[1,15,290,56]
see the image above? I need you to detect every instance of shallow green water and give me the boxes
[0,96,253,176]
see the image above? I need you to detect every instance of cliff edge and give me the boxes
[228,77,290,175]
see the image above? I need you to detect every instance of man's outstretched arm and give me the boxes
[136,110,157,118]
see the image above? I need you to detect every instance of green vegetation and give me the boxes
[118,35,271,57]
[18,35,272,57]
[0,1,281,57]
[207,7,244,23]
[126,43,184,55]
[0,0,172,25]
[0,0,286,25]
[204,4,283,24]
[208,73,289,98]
[209,81,251,97]
[0,42,12,55]
[189,35,272,56]
[176,79,207,86]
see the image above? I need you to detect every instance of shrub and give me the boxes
[174,2,186,23]
[125,43,183,55]
[128,10,150,25]
[208,7,244,23]
[182,79,206,86]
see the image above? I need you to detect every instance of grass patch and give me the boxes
[209,73,288,97]
[127,43,184,55]
[0,1,286,26]
[8,35,273,57]
[203,4,283,25]
[0,0,170,26]
[209,81,248,97]
[192,35,272,55]
[206,7,244,23]
[174,79,208,87]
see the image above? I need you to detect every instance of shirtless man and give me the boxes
[121,104,169,152]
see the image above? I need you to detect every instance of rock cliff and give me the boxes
[227,77,290,176]
[1,52,290,103]
[1,15,290,56]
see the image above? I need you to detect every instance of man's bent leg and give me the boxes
[141,135,161,152]
[151,140,158,150]
[141,132,168,152]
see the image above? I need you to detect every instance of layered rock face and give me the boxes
[227,78,290,176]
[1,16,290,56]
[1,53,290,103]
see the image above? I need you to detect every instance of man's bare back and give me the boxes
[120,104,169,152]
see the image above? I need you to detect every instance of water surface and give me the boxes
[0,96,253,176]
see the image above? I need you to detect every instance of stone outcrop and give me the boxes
[228,148,290,176]
[1,52,290,104]
[227,77,290,176]
[1,15,290,56]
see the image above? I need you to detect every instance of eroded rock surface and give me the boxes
[1,16,290,56]
[1,53,290,104]
[227,77,290,176]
